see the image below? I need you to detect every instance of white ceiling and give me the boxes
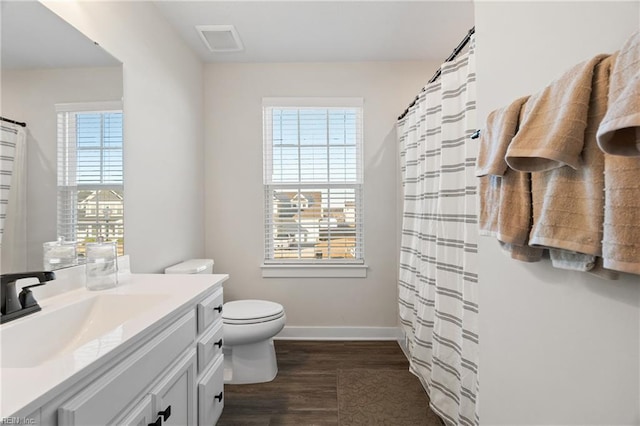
[1,1,120,70]
[1,1,475,68]
[153,1,475,63]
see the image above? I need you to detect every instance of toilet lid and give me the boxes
[222,300,284,323]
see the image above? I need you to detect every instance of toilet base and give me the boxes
[223,339,278,384]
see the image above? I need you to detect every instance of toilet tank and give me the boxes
[164,259,214,274]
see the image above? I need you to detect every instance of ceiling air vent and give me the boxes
[196,25,244,53]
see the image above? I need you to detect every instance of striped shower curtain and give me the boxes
[1,123,27,272]
[397,38,479,425]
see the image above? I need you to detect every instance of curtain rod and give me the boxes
[0,116,27,128]
[397,26,476,121]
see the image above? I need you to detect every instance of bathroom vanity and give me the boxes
[0,272,227,425]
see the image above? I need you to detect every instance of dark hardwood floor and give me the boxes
[217,341,443,426]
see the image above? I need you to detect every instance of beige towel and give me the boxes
[476,96,529,176]
[597,30,640,156]
[476,96,529,240]
[526,55,613,258]
[476,97,543,262]
[481,176,542,262]
[501,242,544,263]
[603,155,640,275]
[506,55,608,172]
[478,175,501,238]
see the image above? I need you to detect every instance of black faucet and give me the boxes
[1,271,56,324]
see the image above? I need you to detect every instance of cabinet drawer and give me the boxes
[197,321,224,374]
[197,288,223,334]
[58,311,196,426]
[198,355,224,426]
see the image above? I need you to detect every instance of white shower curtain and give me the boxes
[397,38,478,426]
[1,123,27,273]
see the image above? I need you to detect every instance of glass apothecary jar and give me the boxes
[43,237,77,270]
[85,239,118,291]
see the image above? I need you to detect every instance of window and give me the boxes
[263,97,364,269]
[56,102,124,255]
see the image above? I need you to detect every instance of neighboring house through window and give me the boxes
[263,97,364,265]
[56,101,124,255]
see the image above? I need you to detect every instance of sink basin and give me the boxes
[0,293,169,368]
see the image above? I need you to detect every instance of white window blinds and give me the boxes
[56,102,124,255]
[263,98,364,263]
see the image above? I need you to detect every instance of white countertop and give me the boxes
[0,273,228,417]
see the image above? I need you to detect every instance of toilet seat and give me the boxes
[223,300,285,325]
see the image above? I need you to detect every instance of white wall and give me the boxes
[2,67,122,270]
[42,1,205,273]
[475,2,640,424]
[204,61,434,329]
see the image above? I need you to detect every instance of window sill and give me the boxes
[261,263,368,278]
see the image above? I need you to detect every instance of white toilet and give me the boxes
[164,259,286,385]
[222,299,285,384]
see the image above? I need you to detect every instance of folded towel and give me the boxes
[526,55,612,259]
[549,251,620,280]
[603,155,640,275]
[478,173,541,254]
[495,170,536,246]
[501,242,544,263]
[506,55,608,172]
[478,175,500,237]
[476,96,529,176]
[549,249,595,272]
[481,177,543,262]
[597,30,640,156]
[476,97,543,261]
[476,97,530,242]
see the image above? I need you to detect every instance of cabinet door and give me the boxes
[151,349,197,426]
[198,355,224,426]
[112,395,154,426]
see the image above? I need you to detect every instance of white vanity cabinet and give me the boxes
[114,395,154,426]
[109,348,199,426]
[15,275,228,426]
[195,287,225,425]
[151,349,197,426]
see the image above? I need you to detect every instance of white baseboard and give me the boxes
[275,326,401,341]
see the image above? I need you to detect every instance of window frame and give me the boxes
[56,101,124,255]
[261,97,367,278]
